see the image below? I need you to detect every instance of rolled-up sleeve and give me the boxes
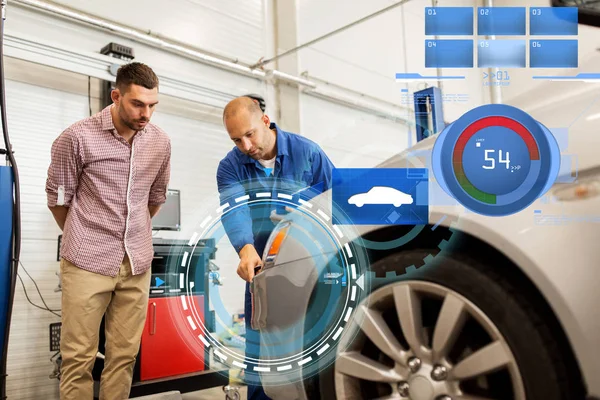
[149,140,171,206]
[216,158,254,253]
[46,129,82,208]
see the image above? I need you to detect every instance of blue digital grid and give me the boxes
[477,7,526,36]
[530,40,578,68]
[332,169,429,225]
[530,7,578,36]
[478,40,526,68]
[425,40,473,68]
[425,7,473,35]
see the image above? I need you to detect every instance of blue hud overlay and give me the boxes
[333,168,429,225]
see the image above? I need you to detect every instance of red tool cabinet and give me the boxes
[139,295,205,381]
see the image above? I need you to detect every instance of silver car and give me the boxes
[250,121,600,400]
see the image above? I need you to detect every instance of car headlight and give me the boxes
[262,221,291,269]
[553,178,600,202]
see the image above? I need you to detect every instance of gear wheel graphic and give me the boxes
[365,218,459,281]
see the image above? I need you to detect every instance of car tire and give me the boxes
[309,249,585,400]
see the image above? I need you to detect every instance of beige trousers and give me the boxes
[59,256,151,400]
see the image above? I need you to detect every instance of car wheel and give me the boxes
[312,250,584,400]
[393,203,401,208]
[356,203,364,208]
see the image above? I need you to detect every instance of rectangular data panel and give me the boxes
[478,40,526,68]
[332,169,429,225]
[530,40,578,68]
[530,7,578,35]
[478,7,526,36]
[425,7,473,35]
[425,40,473,68]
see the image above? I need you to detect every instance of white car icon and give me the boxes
[347,186,414,208]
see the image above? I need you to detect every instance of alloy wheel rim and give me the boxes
[334,280,526,400]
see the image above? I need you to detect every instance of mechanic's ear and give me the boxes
[262,114,270,127]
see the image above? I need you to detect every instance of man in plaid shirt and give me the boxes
[46,62,171,399]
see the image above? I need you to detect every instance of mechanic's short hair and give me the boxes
[116,62,159,93]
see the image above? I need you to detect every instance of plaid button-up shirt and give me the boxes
[46,105,171,276]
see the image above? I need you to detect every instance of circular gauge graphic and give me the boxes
[157,180,373,389]
[433,104,561,216]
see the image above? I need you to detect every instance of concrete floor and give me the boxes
[181,385,247,400]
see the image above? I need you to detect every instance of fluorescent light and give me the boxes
[586,113,600,122]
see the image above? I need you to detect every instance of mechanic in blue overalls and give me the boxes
[216,96,334,400]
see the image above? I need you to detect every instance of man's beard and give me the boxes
[119,108,148,131]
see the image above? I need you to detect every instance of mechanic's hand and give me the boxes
[238,244,262,282]
[269,207,295,223]
[270,210,285,223]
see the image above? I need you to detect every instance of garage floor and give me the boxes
[181,385,247,400]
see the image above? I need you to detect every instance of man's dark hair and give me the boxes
[244,94,266,112]
[115,62,159,93]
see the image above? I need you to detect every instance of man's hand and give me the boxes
[238,244,262,282]
[269,206,295,224]
[149,205,161,218]
[48,206,69,231]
